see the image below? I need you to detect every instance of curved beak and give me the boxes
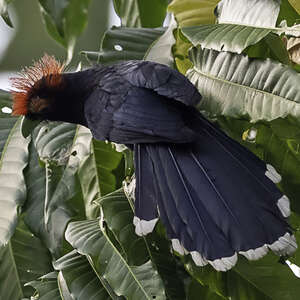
[21,117,41,138]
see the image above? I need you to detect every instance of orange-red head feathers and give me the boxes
[11,54,65,116]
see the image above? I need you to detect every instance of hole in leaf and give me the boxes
[114,44,123,51]
[1,106,12,114]
[71,150,77,156]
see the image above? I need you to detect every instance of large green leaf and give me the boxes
[32,122,86,257]
[96,189,149,266]
[181,24,272,54]
[53,250,110,300]
[26,272,63,300]
[113,0,168,28]
[215,0,280,27]
[79,139,124,200]
[38,0,91,62]
[168,0,220,26]
[0,220,52,299]
[0,117,29,246]
[187,47,300,123]
[186,252,300,300]
[83,27,165,64]
[0,0,13,27]
[95,188,187,300]
[23,140,47,241]
[65,219,166,300]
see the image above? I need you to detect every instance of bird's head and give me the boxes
[11,54,65,121]
[11,54,91,137]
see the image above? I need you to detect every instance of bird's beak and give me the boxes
[21,117,41,138]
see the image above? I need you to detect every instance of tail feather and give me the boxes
[133,144,158,236]
[132,116,297,271]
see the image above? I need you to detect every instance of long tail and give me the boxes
[132,117,297,271]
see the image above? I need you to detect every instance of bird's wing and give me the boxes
[84,84,197,144]
[118,60,202,107]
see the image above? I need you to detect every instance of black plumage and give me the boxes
[14,59,297,271]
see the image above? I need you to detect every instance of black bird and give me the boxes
[11,55,297,271]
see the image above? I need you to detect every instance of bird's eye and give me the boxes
[28,96,50,114]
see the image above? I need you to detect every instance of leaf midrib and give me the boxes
[190,66,300,107]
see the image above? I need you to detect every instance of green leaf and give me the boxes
[215,0,280,27]
[181,24,272,54]
[288,0,300,14]
[0,117,29,246]
[0,220,52,299]
[168,0,220,26]
[144,16,177,67]
[278,0,300,26]
[185,260,228,298]
[0,0,13,27]
[232,254,300,300]
[26,272,63,300]
[187,46,300,123]
[54,250,110,300]
[0,89,12,109]
[187,279,224,300]
[113,0,168,28]
[38,0,91,62]
[95,188,187,300]
[78,137,124,220]
[65,219,166,300]
[83,27,165,64]
[33,122,86,257]
[23,140,47,242]
[96,189,149,266]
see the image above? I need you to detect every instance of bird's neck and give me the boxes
[56,69,98,127]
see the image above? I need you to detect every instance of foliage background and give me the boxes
[0,0,300,299]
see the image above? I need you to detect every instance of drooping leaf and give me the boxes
[113,0,168,28]
[168,0,220,27]
[215,0,280,27]
[38,0,92,62]
[0,0,13,27]
[65,219,166,300]
[53,250,110,300]
[172,29,193,74]
[0,220,52,299]
[23,140,47,242]
[0,117,29,246]
[83,27,165,64]
[181,24,272,54]
[33,122,86,257]
[144,15,177,67]
[25,272,63,300]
